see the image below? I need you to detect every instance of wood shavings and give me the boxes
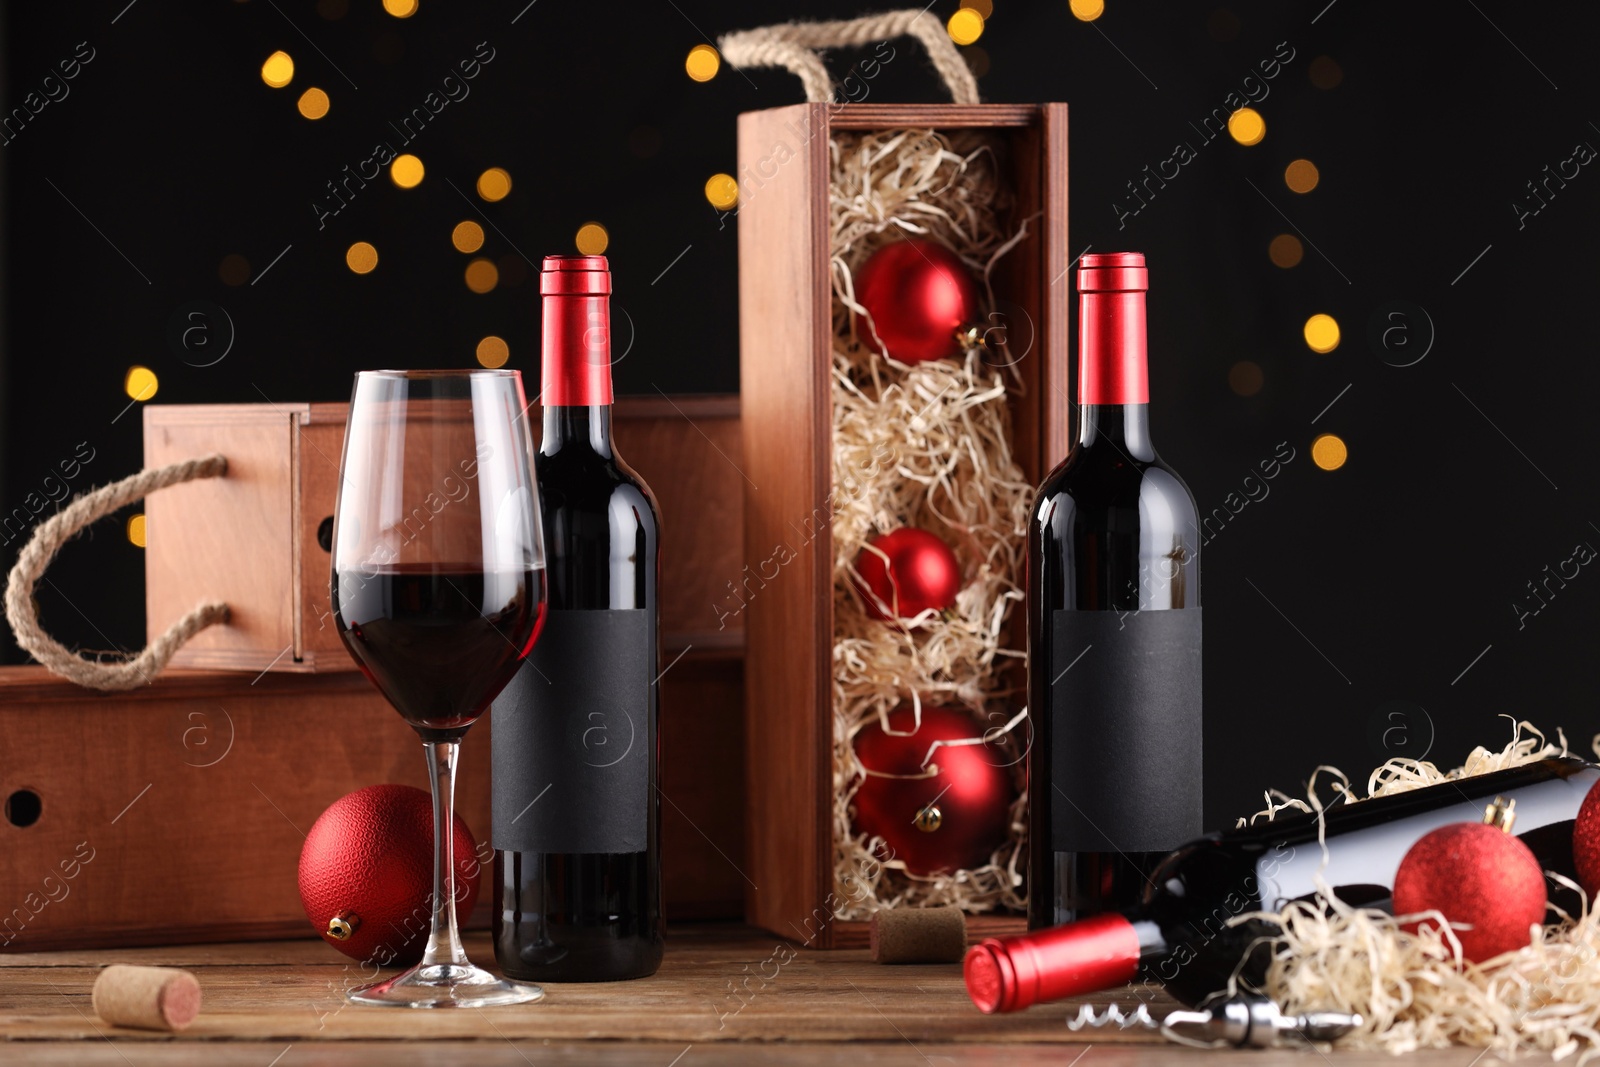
[1239,719,1600,1061]
[827,128,1031,918]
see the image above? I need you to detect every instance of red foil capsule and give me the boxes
[1077,251,1149,406]
[964,913,1141,1014]
[541,255,613,406]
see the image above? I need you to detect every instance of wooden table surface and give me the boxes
[0,923,1492,1065]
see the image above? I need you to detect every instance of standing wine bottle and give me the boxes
[1028,252,1203,930]
[492,255,664,982]
[972,756,1598,1010]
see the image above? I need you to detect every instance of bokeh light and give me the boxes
[346,241,379,274]
[465,258,499,293]
[704,173,739,210]
[477,167,512,202]
[1227,107,1265,146]
[964,45,991,78]
[297,87,330,120]
[260,51,294,88]
[1070,0,1105,21]
[1309,55,1343,89]
[1311,433,1348,471]
[1284,159,1320,193]
[382,0,418,16]
[961,0,994,16]
[1207,8,1241,41]
[219,253,251,286]
[1303,313,1341,353]
[126,514,147,548]
[947,8,985,44]
[1268,234,1303,269]
[125,366,159,401]
[575,222,609,256]
[476,336,509,369]
[452,221,485,253]
[390,154,425,189]
[685,44,720,82]
[1228,361,1264,397]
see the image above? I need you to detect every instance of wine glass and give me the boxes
[331,369,546,1008]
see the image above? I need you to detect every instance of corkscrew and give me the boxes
[1066,996,1363,1049]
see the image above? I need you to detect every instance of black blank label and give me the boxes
[1049,608,1202,852]
[491,608,651,854]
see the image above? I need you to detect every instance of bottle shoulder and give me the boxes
[1033,448,1198,524]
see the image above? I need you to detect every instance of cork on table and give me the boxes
[0,923,1488,1065]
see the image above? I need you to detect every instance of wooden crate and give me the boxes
[2,397,748,949]
[737,103,1070,946]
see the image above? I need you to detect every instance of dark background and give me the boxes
[3,0,1597,827]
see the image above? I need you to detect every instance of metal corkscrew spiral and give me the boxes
[1066,995,1363,1049]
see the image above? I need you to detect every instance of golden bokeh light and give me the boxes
[704,173,739,210]
[685,44,721,82]
[1228,361,1264,397]
[961,0,994,16]
[964,45,991,78]
[1284,158,1320,193]
[476,167,512,202]
[382,0,418,16]
[476,336,510,369]
[219,253,251,286]
[126,514,147,548]
[452,220,485,253]
[1309,55,1343,89]
[947,8,985,44]
[1311,433,1348,471]
[575,222,609,256]
[390,153,425,188]
[1303,313,1340,354]
[465,257,499,293]
[346,241,379,274]
[261,51,294,88]
[124,366,159,402]
[297,87,330,120]
[1227,106,1265,146]
[1268,233,1303,269]
[1070,0,1105,22]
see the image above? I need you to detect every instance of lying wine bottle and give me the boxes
[970,756,1597,1012]
[491,255,664,982]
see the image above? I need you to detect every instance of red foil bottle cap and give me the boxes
[540,255,613,405]
[1077,251,1149,405]
[964,913,1141,1014]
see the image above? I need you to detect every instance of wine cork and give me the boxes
[870,905,967,964]
[92,965,202,1032]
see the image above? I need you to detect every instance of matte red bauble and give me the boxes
[854,238,979,364]
[1392,806,1546,962]
[1572,777,1600,896]
[298,784,482,967]
[852,705,1015,876]
[853,527,962,622]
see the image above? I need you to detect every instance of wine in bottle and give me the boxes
[974,756,1597,1011]
[491,255,664,982]
[1028,252,1203,929]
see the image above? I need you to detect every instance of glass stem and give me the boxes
[420,740,468,969]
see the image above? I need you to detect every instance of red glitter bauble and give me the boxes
[854,238,979,364]
[1392,820,1546,962]
[852,527,962,622]
[1572,778,1600,897]
[852,705,1015,876]
[298,784,482,967]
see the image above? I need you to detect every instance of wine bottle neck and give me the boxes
[541,403,613,457]
[1077,403,1155,458]
[540,257,614,407]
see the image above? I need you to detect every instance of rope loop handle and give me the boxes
[719,8,981,105]
[5,454,229,691]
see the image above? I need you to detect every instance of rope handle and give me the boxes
[718,8,980,105]
[5,455,230,691]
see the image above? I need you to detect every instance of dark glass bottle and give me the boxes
[1028,252,1203,929]
[973,756,1598,1011]
[491,255,664,982]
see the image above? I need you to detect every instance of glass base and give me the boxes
[346,962,545,1009]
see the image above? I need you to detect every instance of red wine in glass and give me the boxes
[331,368,548,1009]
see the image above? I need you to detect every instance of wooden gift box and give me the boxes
[1,398,747,950]
[737,103,1070,946]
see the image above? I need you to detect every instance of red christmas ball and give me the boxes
[853,527,962,622]
[298,784,482,968]
[854,238,979,364]
[852,705,1015,876]
[1572,778,1600,897]
[1392,817,1546,962]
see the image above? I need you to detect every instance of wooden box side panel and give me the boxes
[296,409,350,670]
[738,103,836,942]
[143,406,302,674]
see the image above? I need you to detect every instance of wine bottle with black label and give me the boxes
[1027,252,1203,929]
[491,254,664,982]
